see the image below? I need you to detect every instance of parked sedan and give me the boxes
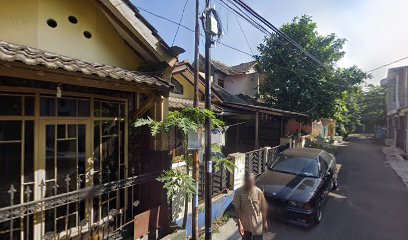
[256,148,337,227]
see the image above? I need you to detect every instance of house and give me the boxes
[0,0,182,239]
[199,55,264,99]
[173,61,307,154]
[381,66,408,152]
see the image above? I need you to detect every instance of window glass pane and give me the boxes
[78,125,86,185]
[58,98,77,117]
[68,125,76,138]
[24,121,35,183]
[78,100,90,117]
[57,124,66,139]
[0,95,22,116]
[93,121,101,184]
[0,142,21,208]
[102,120,118,136]
[94,101,102,117]
[100,101,119,117]
[57,139,77,192]
[24,96,35,116]
[120,103,125,117]
[0,121,21,141]
[46,125,55,180]
[101,135,118,183]
[41,97,56,116]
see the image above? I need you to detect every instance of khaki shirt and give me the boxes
[233,186,267,235]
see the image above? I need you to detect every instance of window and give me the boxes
[218,78,225,88]
[171,78,184,95]
[40,96,90,117]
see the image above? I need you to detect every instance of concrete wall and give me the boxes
[0,0,143,69]
[224,73,260,98]
[170,74,204,100]
[170,152,246,238]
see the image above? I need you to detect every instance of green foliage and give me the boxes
[133,107,224,136]
[211,144,236,173]
[157,170,196,202]
[256,15,369,121]
[360,85,386,127]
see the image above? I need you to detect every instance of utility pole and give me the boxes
[204,1,213,239]
[201,2,221,238]
[192,0,200,239]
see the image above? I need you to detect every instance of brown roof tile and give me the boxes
[0,41,172,89]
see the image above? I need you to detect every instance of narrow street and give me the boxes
[266,135,408,240]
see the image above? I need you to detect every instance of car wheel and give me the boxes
[312,204,322,226]
[331,178,338,190]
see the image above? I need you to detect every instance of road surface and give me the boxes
[216,135,408,240]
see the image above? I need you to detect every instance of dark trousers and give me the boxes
[242,231,263,240]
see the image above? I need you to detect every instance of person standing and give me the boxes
[233,172,268,240]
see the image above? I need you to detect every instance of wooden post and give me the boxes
[255,112,260,149]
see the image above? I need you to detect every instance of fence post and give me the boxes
[263,147,271,173]
[228,153,246,190]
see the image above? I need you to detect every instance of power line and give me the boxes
[135,5,253,57]
[172,0,190,46]
[235,17,254,55]
[367,55,408,73]
[135,4,351,88]
[227,0,326,68]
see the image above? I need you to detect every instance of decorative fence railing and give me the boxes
[198,164,229,201]
[245,144,290,176]
[0,170,159,240]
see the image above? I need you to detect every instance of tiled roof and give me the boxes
[230,61,257,73]
[0,41,172,89]
[212,83,250,105]
[168,97,221,112]
[212,83,307,117]
[198,55,243,75]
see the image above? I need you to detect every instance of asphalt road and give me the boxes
[264,135,408,240]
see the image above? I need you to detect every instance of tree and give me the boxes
[256,15,370,121]
[360,84,386,128]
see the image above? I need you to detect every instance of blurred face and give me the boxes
[244,175,256,191]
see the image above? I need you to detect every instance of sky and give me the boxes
[132,0,408,85]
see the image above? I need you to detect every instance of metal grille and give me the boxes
[0,169,158,240]
[198,164,229,201]
[245,144,290,176]
[245,149,265,175]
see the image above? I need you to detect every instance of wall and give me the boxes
[224,73,259,98]
[0,0,143,69]
[170,74,203,100]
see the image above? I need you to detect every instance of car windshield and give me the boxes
[271,155,319,178]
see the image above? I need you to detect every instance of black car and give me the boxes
[256,148,338,227]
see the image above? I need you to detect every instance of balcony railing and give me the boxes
[0,170,159,240]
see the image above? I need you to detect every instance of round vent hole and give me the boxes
[68,16,78,24]
[46,19,58,28]
[83,31,92,39]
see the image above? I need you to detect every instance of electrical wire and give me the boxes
[172,0,190,46]
[236,17,254,55]
[367,55,408,73]
[135,5,253,56]
[228,0,326,68]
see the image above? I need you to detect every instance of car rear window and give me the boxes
[271,156,319,178]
